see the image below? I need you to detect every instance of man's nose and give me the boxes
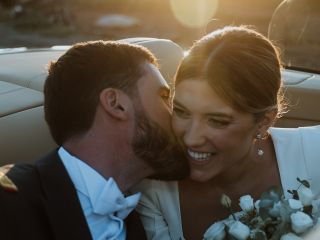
[183,121,206,147]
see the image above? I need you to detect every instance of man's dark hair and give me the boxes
[44,40,157,145]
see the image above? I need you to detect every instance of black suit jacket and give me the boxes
[0,150,147,240]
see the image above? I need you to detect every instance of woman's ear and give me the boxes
[99,88,130,120]
[257,109,278,134]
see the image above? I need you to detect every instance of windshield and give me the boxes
[0,0,318,72]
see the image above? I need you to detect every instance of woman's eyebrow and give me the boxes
[206,113,234,120]
[174,99,234,119]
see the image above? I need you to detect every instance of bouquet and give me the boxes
[203,178,320,240]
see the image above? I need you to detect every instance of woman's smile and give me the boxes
[187,149,213,165]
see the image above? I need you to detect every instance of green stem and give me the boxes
[229,207,236,221]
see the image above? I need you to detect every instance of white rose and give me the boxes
[223,217,236,228]
[280,232,303,240]
[288,199,303,210]
[239,195,254,212]
[290,211,314,234]
[228,221,250,240]
[203,221,226,240]
[223,212,244,228]
[297,185,314,206]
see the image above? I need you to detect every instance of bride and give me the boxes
[133,25,320,240]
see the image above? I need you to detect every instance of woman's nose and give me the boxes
[183,121,206,147]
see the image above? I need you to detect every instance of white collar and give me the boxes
[58,147,141,218]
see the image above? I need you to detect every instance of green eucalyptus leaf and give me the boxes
[268,221,291,240]
[297,178,311,188]
[221,194,232,208]
[259,207,270,220]
[259,199,274,208]
[276,187,284,198]
[279,200,293,222]
[269,186,283,202]
[287,190,294,195]
[260,187,283,204]
[292,190,299,200]
[264,221,278,238]
[252,216,265,229]
[260,191,271,200]
[302,180,311,188]
[251,229,267,240]
[249,215,263,229]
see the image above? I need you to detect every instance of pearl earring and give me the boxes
[256,133,264,157]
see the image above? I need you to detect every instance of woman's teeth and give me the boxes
[187,149,212,161]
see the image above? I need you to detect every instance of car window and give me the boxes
[268,0,320,73]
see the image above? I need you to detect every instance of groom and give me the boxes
[0,41,189,239]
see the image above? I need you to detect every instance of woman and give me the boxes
[134,26,320,240]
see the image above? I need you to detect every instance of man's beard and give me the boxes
[132,110,190,181]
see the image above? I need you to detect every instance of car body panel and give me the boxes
[277,69,320,127]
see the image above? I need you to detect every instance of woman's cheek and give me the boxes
[171,116,185,137]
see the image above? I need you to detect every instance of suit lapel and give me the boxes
[35,151,92,240]
[125,210,147,240]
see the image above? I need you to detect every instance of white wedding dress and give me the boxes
[133,125,320,240]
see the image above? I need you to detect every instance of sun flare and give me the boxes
[170,0,219,28]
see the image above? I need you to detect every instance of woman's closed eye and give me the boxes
[173,106,189,118]
[207,118,230,128]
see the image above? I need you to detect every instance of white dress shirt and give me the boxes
[58,147,141,240]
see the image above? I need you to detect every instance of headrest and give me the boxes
[0,38,184,92]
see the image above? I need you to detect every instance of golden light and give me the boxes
[170,0,219,28]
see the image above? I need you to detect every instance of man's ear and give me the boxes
[99,88,130,120]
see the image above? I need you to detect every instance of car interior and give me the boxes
[0,37,319,165]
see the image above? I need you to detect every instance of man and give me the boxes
[0,41,189,239]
